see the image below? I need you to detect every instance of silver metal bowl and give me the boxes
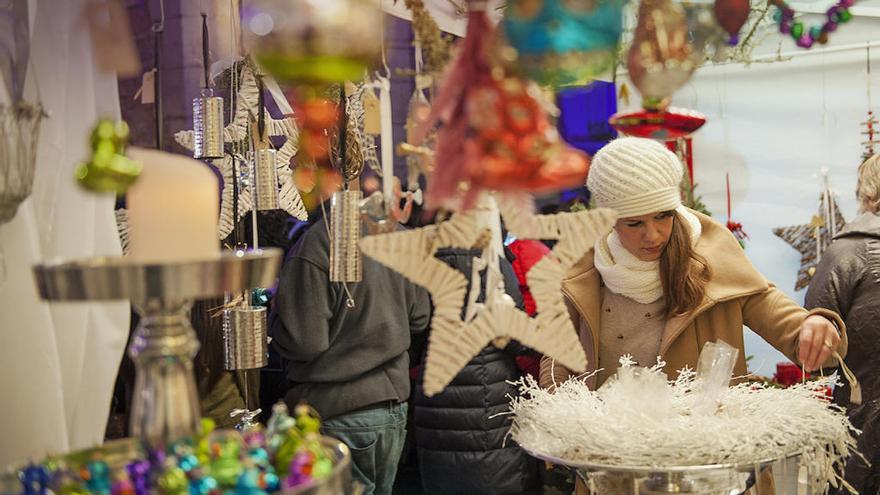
[522,446,806,494]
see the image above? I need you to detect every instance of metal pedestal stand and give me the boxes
[32,248,282,449]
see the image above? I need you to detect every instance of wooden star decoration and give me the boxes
[175,60,307,240]
[773,192,846,291]
[359,196,616,396]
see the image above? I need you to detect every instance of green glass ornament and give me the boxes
[838,9,852,22]
[312,458,333,479]
[790,21,804,39]
[210,441,243,488]
[74,120,142,194]
[157,466,188,495]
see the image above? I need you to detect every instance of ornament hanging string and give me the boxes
[201,13,210,89]
[868,44,872,108]
[151,0,165,148]
[726,173,748,243]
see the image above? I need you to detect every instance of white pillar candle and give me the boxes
[126,147,220,262]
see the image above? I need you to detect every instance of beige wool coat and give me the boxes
[538,210,848,495]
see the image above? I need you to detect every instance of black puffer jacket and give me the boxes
[806,212,880,495]
[413,248,540,495]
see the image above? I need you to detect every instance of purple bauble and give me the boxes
[780,19,793,34]
[823,20,839,32]
[796,33,815,48]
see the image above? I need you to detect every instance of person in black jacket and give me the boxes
[411,245,541,495]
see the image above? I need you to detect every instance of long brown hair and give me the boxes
[659,211,711,316]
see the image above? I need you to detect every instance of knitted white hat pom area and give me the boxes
[587,137,684,218]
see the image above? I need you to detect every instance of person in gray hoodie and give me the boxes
[806,154,880,495]
[270,202,431,495]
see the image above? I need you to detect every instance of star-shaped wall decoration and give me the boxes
[773,190,846,291]
[359,197,616,396]
[175,60,307,240]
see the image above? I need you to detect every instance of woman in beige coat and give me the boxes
[538,137,847,494]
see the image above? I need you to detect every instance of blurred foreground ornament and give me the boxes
[714,0,751,46]
[242,0,382,87]
[192,14,224,160]
[609,106,706,141]
[0,102,44,223]
[502,0,626,88]
[413,3,588,211]
[627,0,698,109]
[75,119,142,195]
[682,0,730,61]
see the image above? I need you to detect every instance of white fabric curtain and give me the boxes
[0,0,128,468]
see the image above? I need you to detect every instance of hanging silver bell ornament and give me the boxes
[252,148,279,211]
[193,88,224,160]
[222,303,269,371]
[329,189,362,283]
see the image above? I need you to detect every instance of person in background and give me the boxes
[541,137,847,495]
[806,153,880,495]
[505,234,550,378]
[411,214,540,495]
[269,179,431,495]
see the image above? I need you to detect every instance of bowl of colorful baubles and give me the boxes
[2,403,353,495]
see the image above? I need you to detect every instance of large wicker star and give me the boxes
[773,192,846,291]
[359,198,616,396]
[175,60,307,239]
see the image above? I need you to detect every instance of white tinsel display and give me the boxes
[509,358,858,494]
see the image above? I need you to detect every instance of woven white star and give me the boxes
[359,196,616,396]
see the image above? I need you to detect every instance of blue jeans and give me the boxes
[321,402,408,495]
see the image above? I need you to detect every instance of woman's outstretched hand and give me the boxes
[797,315,841,372]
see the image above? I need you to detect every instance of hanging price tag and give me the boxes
[133,69,156,104]
[363,89,381,135]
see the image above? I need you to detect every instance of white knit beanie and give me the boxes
[587,137,684,218]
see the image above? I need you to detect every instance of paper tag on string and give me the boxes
[363,89,381,135]
[83,0,141,77]
[133,70,156,104]
[415,74,433,90]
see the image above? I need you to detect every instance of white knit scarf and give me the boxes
[594,207,702,304]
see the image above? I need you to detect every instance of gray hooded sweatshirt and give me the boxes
[270,218,431,419]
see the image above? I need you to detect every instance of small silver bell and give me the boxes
[193,88,224,159]
[253,148,279,211]
[329,190,363,283]
[222,305,268,371]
